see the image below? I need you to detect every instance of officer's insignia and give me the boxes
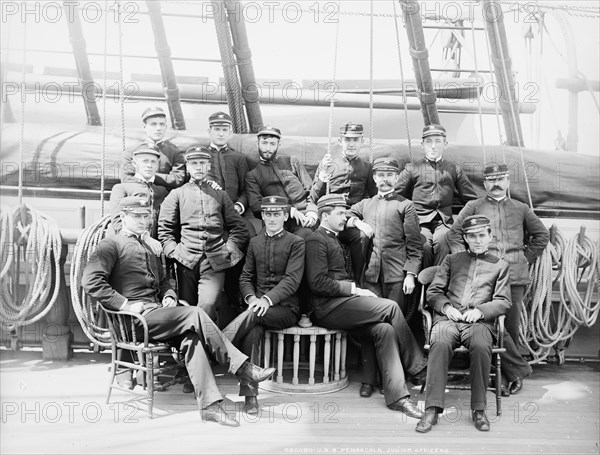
[349,124,357,131]
[269,197,277,203]
[218,114,224,119]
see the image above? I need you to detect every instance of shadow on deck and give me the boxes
[1,348,598,455]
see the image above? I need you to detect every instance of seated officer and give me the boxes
[223,196,304,415]
[305,194,427,419]
[416,215,511,433]
[121,106,187,189]
[346,157,423,397]
[246,125,317,239]
[395,124,477,268]
[310,122,377,284]
[82,196,275,427]
[158,147,249,325]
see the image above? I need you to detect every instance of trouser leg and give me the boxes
[424,320,459,410]
[500,330,533,382]
[175,261,200,307]
[432,223,450,265]
[179,333,223,408]
[506,285,526,347]
[461,323,493,411]
[339,226,370,286]
[420,226,434,269]
[196,258,226,324]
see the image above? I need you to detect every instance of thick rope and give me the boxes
[69,216,112,347]
[117,1,126,166]
[324,3,341,195]
[0,205,62,329]
[392,0,413,162]
[522,229,599,363]
[100,5,108,218]
[18,20,26,207]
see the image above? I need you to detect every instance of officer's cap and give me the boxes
[422,124,446,138]
[208,111,232,126]
[483,163,509,179]
[120,196,152,214]
[317,194,349,210]
[373,157,400,173]
[141,106,166,122]
[339,122,364,137]
[185,145,211,162]
[132,145,160,158]
[261,196,289,212]
[463,215,491,234]
[257,125,282,139]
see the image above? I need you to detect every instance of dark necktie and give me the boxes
[211,146,228,189]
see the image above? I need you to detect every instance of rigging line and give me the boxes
[100,2,108,219]
[490,14,534,209]
[368,0,374,164]
[324,2,341,196]
[18,19,26,208]
[117,1,126,160]
[470,20,487,166]
[482,19,507,166]
[392,0,413,161]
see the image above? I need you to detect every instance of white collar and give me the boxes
[134,173,155,184]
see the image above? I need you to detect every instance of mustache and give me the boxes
[492,186,503,191]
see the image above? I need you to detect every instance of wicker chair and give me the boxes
[418,266,506,416]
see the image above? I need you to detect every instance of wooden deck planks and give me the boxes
[1,349,598,455]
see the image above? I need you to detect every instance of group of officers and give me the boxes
[82,106,550,431]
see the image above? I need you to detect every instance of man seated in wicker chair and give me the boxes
[82,196,275,427]
[416,215,511,433]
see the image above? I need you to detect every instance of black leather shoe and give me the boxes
[379,388,385,395]
[183,379,194,394]
[359,383,373,398]
[235,362,276,383]
[202,402,240,427]
[509,377,523,395]
[387,397,423,419]
[415,408,439,433]
[410,366,427,386]
[472,410,490,431]
[500,376,511,397]
[243,396,259,415]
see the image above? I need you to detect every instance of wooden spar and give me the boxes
[481,0,524,146]
[146,1,186,130]
[212,0,248,133]
[64,1,101,126]
[399,0,440,126]
[223,0,263,133]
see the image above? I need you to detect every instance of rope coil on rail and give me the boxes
[69,215,112,348]
[0,205,62,329]
[522,228,600,363]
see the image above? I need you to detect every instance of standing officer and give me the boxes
[223,196,304,415]
[305,194,427,419]
[82,196,275,427]
[121,106,187,189]
[395,124,477,268]
[346,157,423,398]
[246,125,317,239]
[446,163,549,394]
[416,215,511,433]
[158,146,249,325]
[310,122,377,284]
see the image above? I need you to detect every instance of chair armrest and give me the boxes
[102,307,151,346]
[495,315,506,348]
[422,309,433,346]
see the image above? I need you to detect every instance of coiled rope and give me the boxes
[522,228,599,363]
[0,205,62,329]
[69,215,112,348]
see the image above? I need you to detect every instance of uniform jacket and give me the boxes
[109,179,169,237]
[246,155,316,218]
[82,232,176,311]
[240,229,305,314]
[426,251,511,330]
[207,145,249,211]
[446,196,550,285]
[395,158,478,225]
[122,139,187,189]
[157,179,249,271]
[310,155,377,206]
[349,192,422,283]
[305,227,357,319]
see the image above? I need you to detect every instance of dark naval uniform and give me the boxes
[81,216,248,409]
[223,211,304,397]
[158,177,249,322]
[424,250,511,411]
[305,203,427,408]
[246,154,316,239]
